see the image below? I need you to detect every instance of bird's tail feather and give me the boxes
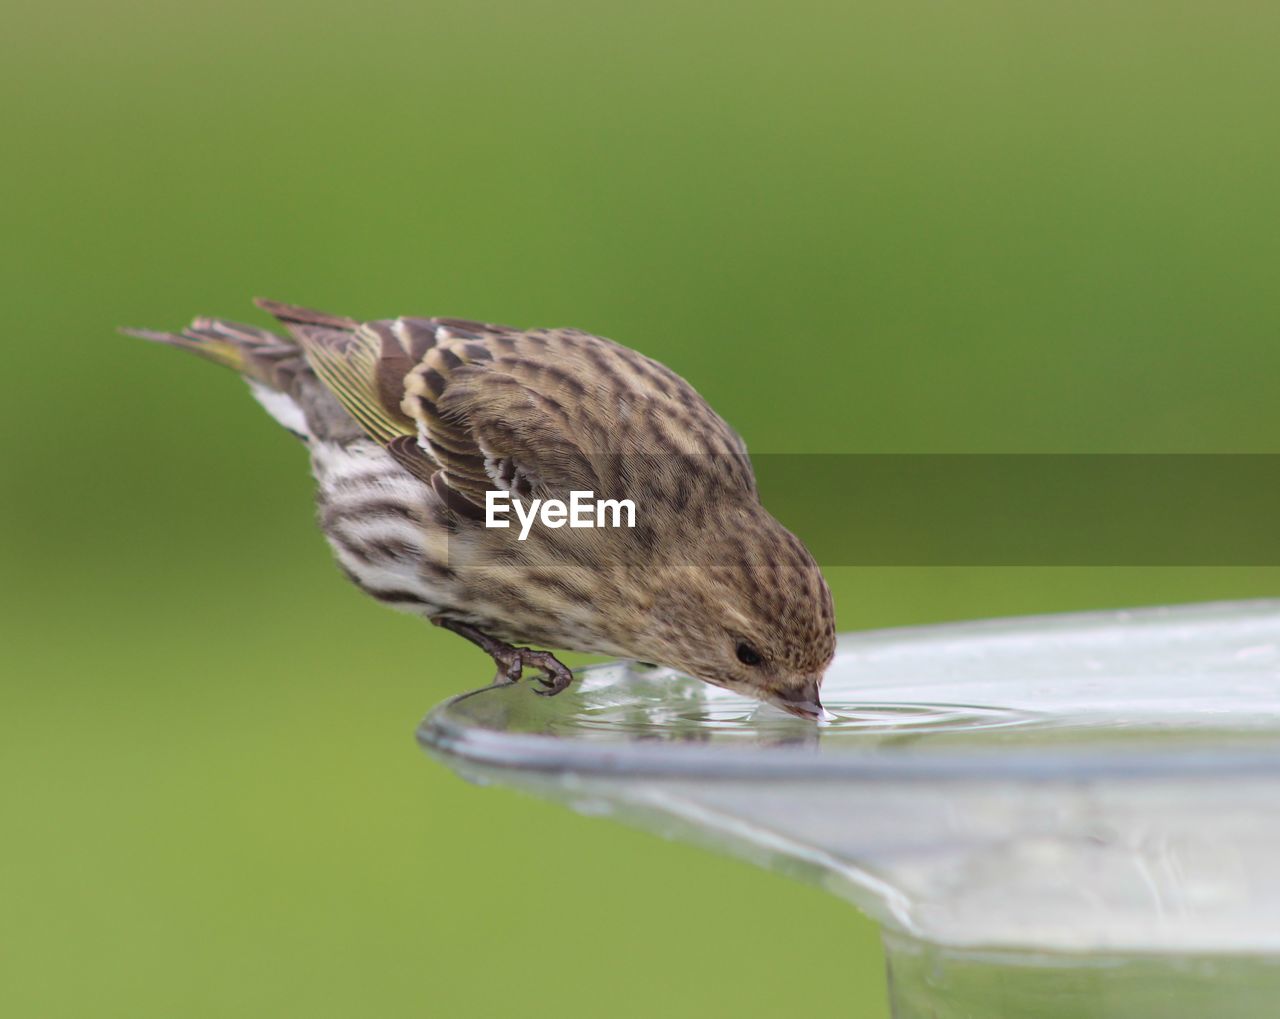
[121,302,374,443]
[251,298,357,331]
[119,316,299,389]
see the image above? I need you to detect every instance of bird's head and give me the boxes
[637,506,836,719]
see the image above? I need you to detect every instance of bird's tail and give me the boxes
[121,298,364,385]
[120,313,297,389]
[120,300,364,441]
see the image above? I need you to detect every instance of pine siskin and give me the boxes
[123,301,835,719]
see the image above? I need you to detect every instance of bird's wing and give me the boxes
[404,325,757,514]
[257,300,755,516]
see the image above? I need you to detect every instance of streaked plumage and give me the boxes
[124,300,835,718]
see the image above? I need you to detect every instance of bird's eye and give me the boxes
[735,642,763,667]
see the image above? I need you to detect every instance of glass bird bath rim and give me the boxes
[419,598,1280,784]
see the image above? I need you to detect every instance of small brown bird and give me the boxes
[124,301,835,718]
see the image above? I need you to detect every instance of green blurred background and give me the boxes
[3,2,1278,1016]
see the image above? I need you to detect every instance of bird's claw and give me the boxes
[491,647,573,697]
[526,649,573,696]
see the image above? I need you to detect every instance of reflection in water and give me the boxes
[556,688,1034,750]
[475,658,1044,752]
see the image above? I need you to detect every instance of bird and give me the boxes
[122,300,836,719]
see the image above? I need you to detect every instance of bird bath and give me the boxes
[419,600,1280,1017]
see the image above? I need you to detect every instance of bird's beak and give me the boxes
[771,678,827,722]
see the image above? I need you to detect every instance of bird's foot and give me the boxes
[432,617,574,697]
[490,645,573,697]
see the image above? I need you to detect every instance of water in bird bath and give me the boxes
[420,600,1280,1017]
